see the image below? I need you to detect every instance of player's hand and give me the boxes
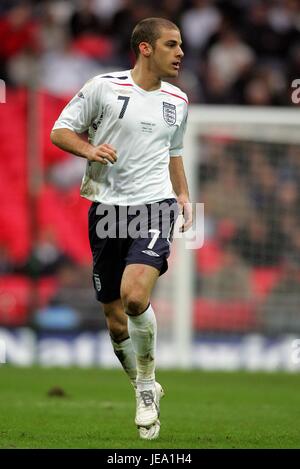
[177,198,193,232]
[87,143,117,165]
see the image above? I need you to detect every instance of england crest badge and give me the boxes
[163,102,176,125]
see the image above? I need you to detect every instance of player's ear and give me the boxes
[139,42,152,57]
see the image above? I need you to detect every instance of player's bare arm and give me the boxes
[169,156,192,232]
[50,128,117,165]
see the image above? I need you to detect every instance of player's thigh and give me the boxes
[89,202,127,303]
[91,241,125,303]
[120,263,159,307]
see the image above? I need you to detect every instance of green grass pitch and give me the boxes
[0,367,299,448]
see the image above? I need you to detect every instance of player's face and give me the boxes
[151,28,184,78]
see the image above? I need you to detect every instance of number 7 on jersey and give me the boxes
[117,96,130,119]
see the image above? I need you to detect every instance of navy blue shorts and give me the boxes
[88,198,178,303]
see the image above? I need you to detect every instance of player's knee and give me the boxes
[122,291,148,316]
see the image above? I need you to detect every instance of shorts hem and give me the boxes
[95,292,121,304]
[125,259,168,276]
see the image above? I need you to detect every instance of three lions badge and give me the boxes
[163,102,176,126]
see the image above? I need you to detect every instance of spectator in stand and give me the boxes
[204,25,255,104]
[158,0,185,25]
[39,35,101,96]
[267,0,300,49]
[201,242,252,301]
[94,0,122,22]
[280,213,299,251]
[232,212,285,267]
[20,228,71,278]
[201,156,253,230]
[37,1,71,53]
[68,1,115,65]
[277,177,299,217]
[108,0,135,62]
[243,64,288,105]
[69,0,103,38]
[249,159,278,215]
[286,225,300,262]
[1,0,299,106]
[243,76,274,106]
[242,1,289,61]
[34,262,105,330]
[259,254,300,334]
[278,145,300,184]
[275,176,300,251]
[180,0,221,57]
[52,263,106,329]
[0,1,39,83]
[247,144,270,181]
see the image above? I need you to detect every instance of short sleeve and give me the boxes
[169,105,188,157]
[52,78,102,134]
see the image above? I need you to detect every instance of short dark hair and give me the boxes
[131,17,179,58]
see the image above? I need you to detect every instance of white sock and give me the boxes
[111,337,137,387]
[127,304,157,390]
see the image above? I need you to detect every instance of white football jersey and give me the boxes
[52,70,188,206]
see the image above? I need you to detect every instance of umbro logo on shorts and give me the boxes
[142,250,160,257]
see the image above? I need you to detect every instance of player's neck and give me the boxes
[130,65,161,92]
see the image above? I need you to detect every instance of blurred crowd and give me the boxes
[0,0,300,104]
[1,0,300,334]
[197,139,300,333]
